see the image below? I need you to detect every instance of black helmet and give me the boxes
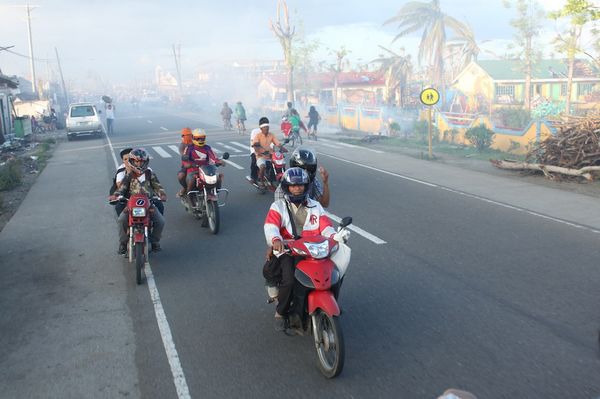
[127,148,150,175]
[280,167,310,204]
[289,148,317,178]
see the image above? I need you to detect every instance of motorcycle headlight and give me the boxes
[204,174,217,184]
[132,207,146,217]
[304,241,330,259]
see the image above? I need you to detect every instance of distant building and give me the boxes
[451,59,600,113]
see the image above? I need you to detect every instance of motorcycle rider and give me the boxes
[249,126,260,183]
[183,129,224,202]
[221,102,233,129]
[263,167,349,332]
[252,117,281,189]
[177,127,193,197]
[274,148,330,207]
[113,148,167,254]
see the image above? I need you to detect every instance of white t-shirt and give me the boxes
[106,108,115,119]
[250,128,260,155]
[116,166,152,185]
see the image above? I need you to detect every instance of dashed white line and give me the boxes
[223,159,244,170]
[147,120,153,124]
[160,126,169,131]
[106,135,191,399]
[216,142,242,153]
[152,146,172,158]
[168,145,181,156]
[320,138,360,149]
[230,141,252,151]
[326,212,387,245]
[319,142,342,149]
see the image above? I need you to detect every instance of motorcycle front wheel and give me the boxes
[207,200,220,234]
[313,310,345,378]
[135,242,144,285]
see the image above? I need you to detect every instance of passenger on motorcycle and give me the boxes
[183,129,224,198]
[177,127,193,197]
[113,148,167,254]
[249,127,261,183]
[252,117,282,189]
[263,167,349,332]
[274,148,330,207]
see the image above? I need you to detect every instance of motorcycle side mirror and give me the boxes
[340,216,353,228]
[222,152,230,160]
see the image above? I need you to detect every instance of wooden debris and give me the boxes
[492,115,600,180]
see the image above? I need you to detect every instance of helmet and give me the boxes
[192,128,206,147]
[289,148,317,178]
[127,148,149,175]
[280,167,310,204]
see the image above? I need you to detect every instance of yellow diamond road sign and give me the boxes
[420,88,440,106]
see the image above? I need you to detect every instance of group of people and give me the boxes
[110,115,338,335]
[281,101,321,139]
[220,101,247,132]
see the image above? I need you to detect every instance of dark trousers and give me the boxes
[250,153,258,180]
[272,255,309,318]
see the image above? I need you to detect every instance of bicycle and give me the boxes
[237,119,246,135]
[289,127,303,147]
[223,118,232,131]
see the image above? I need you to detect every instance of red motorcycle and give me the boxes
[247,144,288,194]
[110,193,156,285]
[182,152,230,234]
[267,216,353,378]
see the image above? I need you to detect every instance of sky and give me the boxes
[0,0,584,86]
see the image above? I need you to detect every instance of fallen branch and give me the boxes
[490,159,600,181]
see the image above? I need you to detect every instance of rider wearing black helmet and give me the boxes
[274,147,330,207]
[113,148,167,254]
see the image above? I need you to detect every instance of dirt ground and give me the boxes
[0,132,64,233]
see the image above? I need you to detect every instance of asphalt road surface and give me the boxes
[5,105,600,399]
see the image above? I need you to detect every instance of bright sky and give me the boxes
[0,0,581,85]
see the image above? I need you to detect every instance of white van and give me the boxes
[65,103,103,140]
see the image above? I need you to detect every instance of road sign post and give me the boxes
[420,88,440,160]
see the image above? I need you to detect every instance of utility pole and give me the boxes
[172,44,182,93]
[55,47,68,105]
[25,4,38,96]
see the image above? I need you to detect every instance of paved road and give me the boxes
[1,105,599,398]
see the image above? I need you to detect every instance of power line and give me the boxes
[1,47,52,62]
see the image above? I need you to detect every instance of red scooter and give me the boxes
[246,144,288,194]
[267,216,353,378]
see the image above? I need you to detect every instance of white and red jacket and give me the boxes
[264,198,336,245]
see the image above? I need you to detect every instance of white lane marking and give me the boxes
[160,126,169,131]
[153,146,172,158]
[168,145,181,156]
[230,141,252,151]
[106,130,191,399]
[321,153,600,235]
[320,138,360,149]
[223,159,244,170]
[319,142,342,149]
[364,148,385,154]
[326,212,387,245]
[144,265,192,399]
[228,154,249,158]
[212,147,221,153]
[147,120,153,124]
[216,142,242,153]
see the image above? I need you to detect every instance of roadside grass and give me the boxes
[0,138,56,208]
[339,136,526,162]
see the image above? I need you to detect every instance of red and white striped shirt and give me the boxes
[264,198,335,245]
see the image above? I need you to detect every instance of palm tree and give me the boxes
[384,0,470,101]
[372,46,413,106]
[446,22,482,76]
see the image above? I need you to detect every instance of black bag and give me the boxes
[262,255,281,285]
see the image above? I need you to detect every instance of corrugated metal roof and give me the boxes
[476,59,600,81]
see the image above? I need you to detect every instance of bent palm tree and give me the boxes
[372,46,413,106]
[384,0,470,101]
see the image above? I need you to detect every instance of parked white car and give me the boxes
[65,103,103,141]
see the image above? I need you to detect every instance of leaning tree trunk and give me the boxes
[287,65,294,102]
